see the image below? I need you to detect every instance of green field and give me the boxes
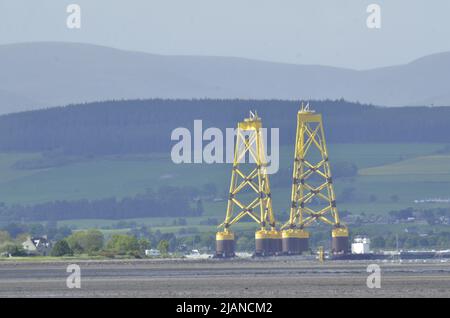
[1,143,449,233]
[360,154,450,176]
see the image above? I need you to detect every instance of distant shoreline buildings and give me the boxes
[414,198,450,204]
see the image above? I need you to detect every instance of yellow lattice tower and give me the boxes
[281,103,349,254]
[215,111,281,257]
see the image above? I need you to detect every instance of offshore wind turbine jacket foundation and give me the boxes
[215,105,349,258]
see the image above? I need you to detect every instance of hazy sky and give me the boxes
[0,0,449,69]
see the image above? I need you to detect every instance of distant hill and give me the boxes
[1,99,450,156]
[0,42,450,114]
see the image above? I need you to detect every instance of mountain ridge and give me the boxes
[0,42,449,114]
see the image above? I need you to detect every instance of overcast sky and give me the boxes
[0,0,449,69]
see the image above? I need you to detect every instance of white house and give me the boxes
[22,236,51,256]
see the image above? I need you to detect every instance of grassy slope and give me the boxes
[1,143,449,232]
[360,155,450,176]
[0,143,443,203]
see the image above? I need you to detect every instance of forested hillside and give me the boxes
[0,99,450,155]
[0,186,204,222]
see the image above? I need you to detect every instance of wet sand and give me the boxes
[0,258,449,297]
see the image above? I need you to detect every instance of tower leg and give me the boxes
[270,230,282,255]
[215,231,235,258]
[255,230,281,256]
[282,229,309,255]
[331,227,349,254]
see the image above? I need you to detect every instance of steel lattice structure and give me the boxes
[282,104,346,233]
[219,111,277,232]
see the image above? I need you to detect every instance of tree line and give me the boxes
[1,99,450,155]
[0,186,204,222]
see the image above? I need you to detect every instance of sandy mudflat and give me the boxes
[0,258,449,297]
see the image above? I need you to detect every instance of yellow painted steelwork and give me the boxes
[332,227,349,238]
[255,229,281,239]
[216,231,235,241]
[218,111,277,233]
[281,228,309,239]
[282,103,347,234]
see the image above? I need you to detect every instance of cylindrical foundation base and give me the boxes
[282,229,309,255]
[331,227,349,254]
[255,230,282,256]
[215,231,235,258]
